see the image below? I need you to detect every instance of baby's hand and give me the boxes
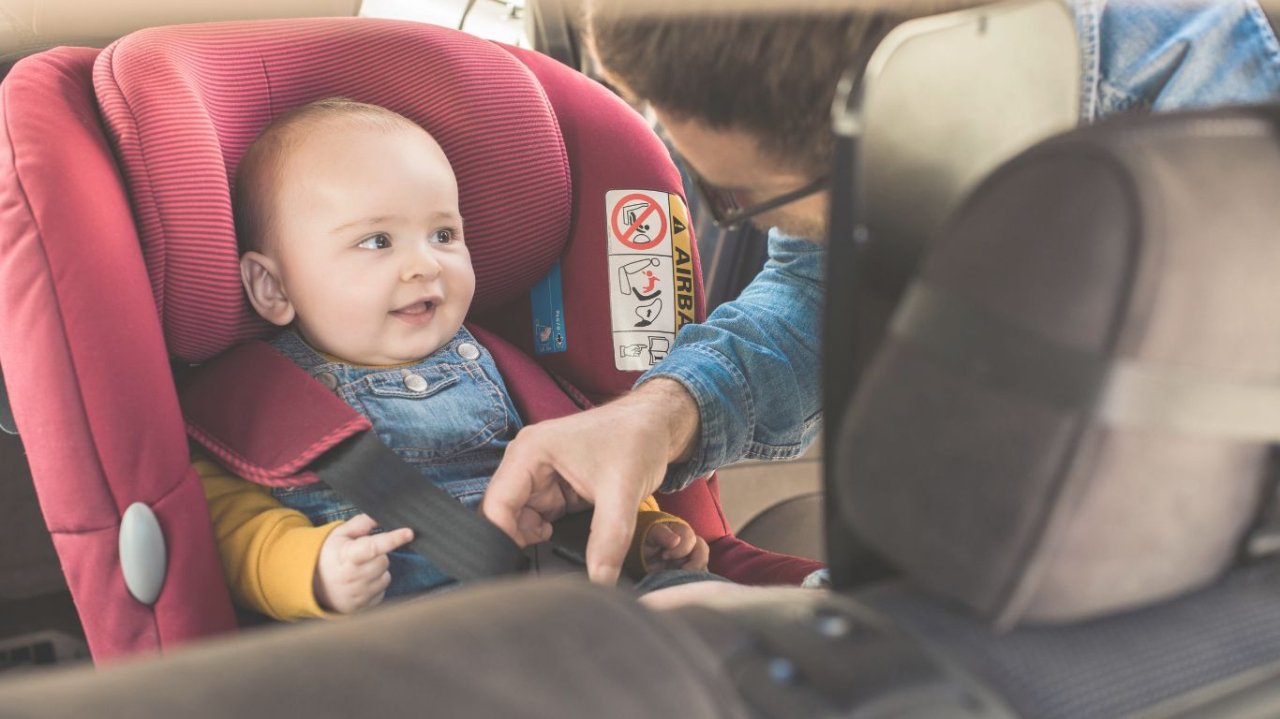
[315,514,414,614]
[642,521,709,573]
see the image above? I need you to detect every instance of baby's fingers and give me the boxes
[660,524,698,560]
[344,528,412,566]
[646,523,682,550]
[359,571,394,611]
[332,513,379,540]
[680,537,710,571]
[370,527,415,556]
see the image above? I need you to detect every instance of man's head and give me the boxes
[234,99,474,366]
[586,1,981,240]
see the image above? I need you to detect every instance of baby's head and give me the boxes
[234,99,473,366]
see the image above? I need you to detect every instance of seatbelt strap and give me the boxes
[311,431,529,580]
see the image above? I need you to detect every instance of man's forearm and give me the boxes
[624,377,701,465]
[636,231,825,489]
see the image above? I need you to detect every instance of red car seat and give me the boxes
[0,18,823,660]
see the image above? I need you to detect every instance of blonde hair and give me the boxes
[233,99,427,254]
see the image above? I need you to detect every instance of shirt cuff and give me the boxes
[637,343,753,493]
[255,521,341,621]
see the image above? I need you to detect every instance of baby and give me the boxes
[197,99,707,619]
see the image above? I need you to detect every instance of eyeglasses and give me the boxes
[688,169,830,230]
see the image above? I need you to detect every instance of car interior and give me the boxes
[1,0,1279,717]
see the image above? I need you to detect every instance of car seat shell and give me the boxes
[0,19,823,660]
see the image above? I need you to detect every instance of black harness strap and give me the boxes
[312,431,529,581]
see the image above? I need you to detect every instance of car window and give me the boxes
[361,0,528,45]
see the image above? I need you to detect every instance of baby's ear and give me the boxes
[240,251,295,326]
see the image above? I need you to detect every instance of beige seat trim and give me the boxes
[0,0,360,58]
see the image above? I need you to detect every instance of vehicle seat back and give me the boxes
[834,104,1280,626]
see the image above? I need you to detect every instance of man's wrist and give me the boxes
[629,377,700,464]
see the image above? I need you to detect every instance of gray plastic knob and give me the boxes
[119,502,167,605]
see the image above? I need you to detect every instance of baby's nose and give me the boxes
[402,248,443,281]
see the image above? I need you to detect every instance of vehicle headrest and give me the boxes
[0,0,359,63]
[832,106,1280,628]
[93,18,571,363]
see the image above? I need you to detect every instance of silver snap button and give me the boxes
[458,342,480,361]
[120,502,167,606]
[316,372,338,391]
[403,373,429,392]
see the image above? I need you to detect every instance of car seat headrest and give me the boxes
[832,106,1280,628]
[93,18,572,363]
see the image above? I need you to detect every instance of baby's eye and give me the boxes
[431,229,456,245]
[357,233,392,250]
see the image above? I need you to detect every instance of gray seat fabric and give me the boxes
[859,560,1280,719]
[835,104,1280,626]
[0,579,751,719]
[736,493,826,562]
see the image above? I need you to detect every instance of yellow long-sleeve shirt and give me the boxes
[196,456,687,621]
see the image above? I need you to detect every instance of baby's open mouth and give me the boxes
[391,300,438,324]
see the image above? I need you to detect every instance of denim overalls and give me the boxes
[268,326,523,597]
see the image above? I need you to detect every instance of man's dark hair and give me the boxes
[586,2,981,176]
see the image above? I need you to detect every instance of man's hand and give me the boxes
[482,379,700,585]
[642,522,709,572]
[314,514,414,614]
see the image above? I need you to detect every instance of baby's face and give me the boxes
[261,121,474,366]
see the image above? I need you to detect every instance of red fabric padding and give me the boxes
[661,476,826,585]
[179,341,372,488]
[476,46,707,402]
[0,48,236,658]
[655,475,733,543]
[94,18,572,364]
[469,324,585,424]
[49,469,244,659]
[708,536,826,587]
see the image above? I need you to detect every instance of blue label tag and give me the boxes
[530,260,567,355]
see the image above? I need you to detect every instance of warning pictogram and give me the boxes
[610,193,669,251]
[606,189,688,371]
[618,257,662,301]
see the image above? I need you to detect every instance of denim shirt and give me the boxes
[640,0,1280,492]
[1068,0,1280,122]
[268,326,522,597]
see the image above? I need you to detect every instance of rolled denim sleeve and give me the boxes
[1069,0,1280,122]
[637,229,825,492]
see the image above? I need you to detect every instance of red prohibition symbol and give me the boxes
[611,193,668,251]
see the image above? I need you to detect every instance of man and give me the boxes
[482,0,1280,584]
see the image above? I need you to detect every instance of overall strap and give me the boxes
[468,323,590,422]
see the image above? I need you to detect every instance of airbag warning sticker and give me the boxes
[607,190,694,371]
